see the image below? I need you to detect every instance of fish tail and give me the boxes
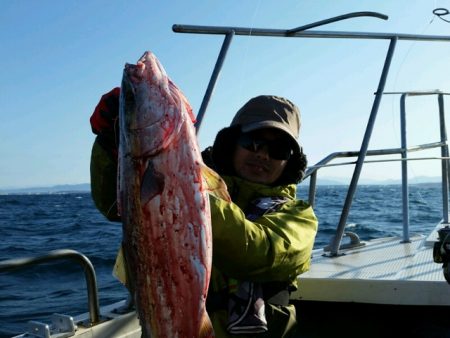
[199,311,215,338]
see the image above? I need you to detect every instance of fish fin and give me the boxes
[201,164,231,202]
[168,78,196,123]
[182,95,196,123]
[112,246,128,286]
[199,311,215,338]
[141,161,165,205]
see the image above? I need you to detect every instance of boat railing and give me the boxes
[173,19,450,135]
[0,249,101,326]
[173,13,450,256]
[304,90,450,255]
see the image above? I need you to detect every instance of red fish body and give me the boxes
[118,51,213,338]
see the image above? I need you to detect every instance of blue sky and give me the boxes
[1,0,450,188]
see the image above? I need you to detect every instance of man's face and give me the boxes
[232,128,291,185]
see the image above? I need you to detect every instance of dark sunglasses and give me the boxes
[237,132,293,160]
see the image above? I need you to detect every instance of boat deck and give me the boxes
[292,223,450,306]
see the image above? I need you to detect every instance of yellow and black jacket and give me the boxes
[89,88,318,337]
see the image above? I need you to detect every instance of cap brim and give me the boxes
[241,121,301,154]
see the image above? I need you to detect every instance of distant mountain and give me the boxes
[0,176,443,194]
[313,178,348,185]
[304,175,442,186]
[0,183,91,195]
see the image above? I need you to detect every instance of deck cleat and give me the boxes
[25,314,76,338]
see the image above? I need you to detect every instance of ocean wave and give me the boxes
[0,185,444,335]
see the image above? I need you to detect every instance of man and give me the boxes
[90,91,318,337]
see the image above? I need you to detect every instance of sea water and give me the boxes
[0,183,444,337]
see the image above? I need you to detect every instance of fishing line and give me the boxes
[409,5,450,205]
[236,0,262,98]
[390,7,435,107]
[388,5,441,187]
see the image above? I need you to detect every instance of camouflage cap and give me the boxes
[230,95,301,153]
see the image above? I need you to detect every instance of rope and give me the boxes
[433,8,450,23]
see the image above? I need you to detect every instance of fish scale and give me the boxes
[118,51,215,338]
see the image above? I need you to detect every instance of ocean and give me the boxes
[0,183,444,337]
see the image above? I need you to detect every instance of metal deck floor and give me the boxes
[292,224,450,306]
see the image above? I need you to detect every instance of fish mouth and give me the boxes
[124,62,146,83]
[121,63,164,131]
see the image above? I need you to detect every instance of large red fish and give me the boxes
[117,51,220,337]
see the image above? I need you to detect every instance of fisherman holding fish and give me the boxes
[90,54,318,337]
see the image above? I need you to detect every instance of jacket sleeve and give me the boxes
[89,87,121,222]
[209,194,318,283]
[90,138,121,222]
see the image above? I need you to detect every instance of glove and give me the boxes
[90,87,121,159]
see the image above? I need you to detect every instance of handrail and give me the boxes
[286,11,388,35]
[305,142,448,176]
[327,37,397,256]
[195,31,234,134]
[173,15,450,256]
[305,91,450,253]
[0,249,101,325]
[173,24,450,42]
[174,17,450,134]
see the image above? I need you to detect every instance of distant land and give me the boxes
[0,176,442,194]
[0,183,91,195]
[311,175,442,186]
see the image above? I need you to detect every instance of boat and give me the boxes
[2,11,450,338]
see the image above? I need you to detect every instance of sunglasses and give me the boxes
[237,132,293,160]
